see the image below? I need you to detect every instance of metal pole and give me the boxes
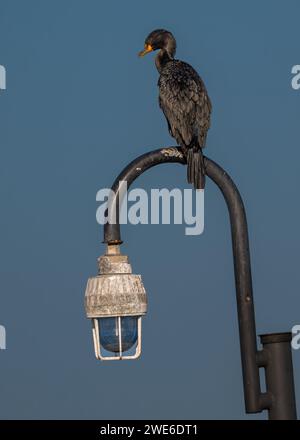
[204,156,264,413]
[103,146,297,419]
[259,333,297,420]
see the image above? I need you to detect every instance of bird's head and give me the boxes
[138,29,176,59]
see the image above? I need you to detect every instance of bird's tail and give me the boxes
[187,147,205,190]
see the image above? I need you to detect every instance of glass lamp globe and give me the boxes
[98,316,138,353]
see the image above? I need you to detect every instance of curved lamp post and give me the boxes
[85,147,297,420]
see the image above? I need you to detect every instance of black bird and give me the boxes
[139,29,212,189]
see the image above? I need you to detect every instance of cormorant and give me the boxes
[139,29,212,189]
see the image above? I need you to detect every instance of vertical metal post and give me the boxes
[260,333,297,420]
[204,157,264,413]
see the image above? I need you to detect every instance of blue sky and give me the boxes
[0,0,299,419]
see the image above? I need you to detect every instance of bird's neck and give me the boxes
[155,49,173,73]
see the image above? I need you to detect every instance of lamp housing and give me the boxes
[85,245,147,360]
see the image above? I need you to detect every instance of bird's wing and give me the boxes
[159,95,174,137]
[159,62,211,148]
[193,75,212,147]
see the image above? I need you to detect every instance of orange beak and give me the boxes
[138,44,154,57]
